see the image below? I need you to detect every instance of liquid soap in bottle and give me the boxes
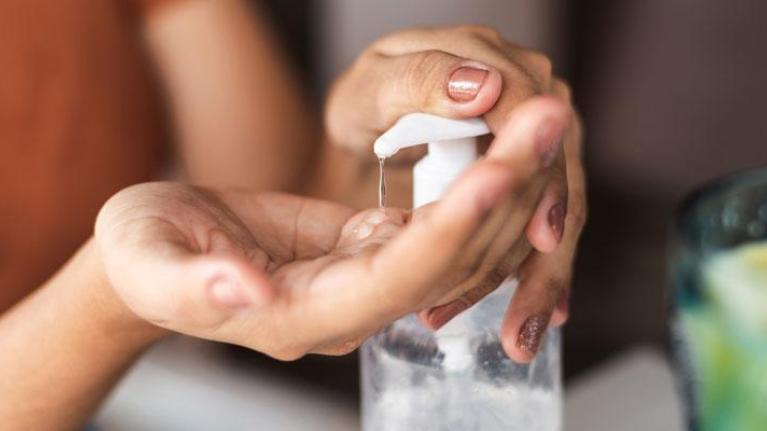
[361,113,562,431]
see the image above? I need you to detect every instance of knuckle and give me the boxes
[369,30,410,54]
[523,50,553,76]
[483,267,507,289]
[512,52,551,92]
[409,50,443,79]
[459,24,503,42]
[353,46,379,69]
[380,50,448,115]
[270,346,307,362]
[456,274,503,304]
[551,78,573,101]
[500,64,541,100]
[322,337,365,356]
[405,50,449,102]
[542,278,563,302]
[263,334,310,362]
[459,261,508,302]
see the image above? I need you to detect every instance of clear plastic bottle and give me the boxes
[361,113,562,431]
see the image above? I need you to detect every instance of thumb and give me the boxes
[96,226,275,335]
[326,50,502,153]
[381,51,503,120]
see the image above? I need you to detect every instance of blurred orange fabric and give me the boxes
[0,0,173,312]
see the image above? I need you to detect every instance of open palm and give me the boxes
[95,97,568,361]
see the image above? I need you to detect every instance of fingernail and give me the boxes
[517,314,548,355]
[535,117,565,168]
[208,275,251,310]
[448,66,488,102]
[428,301,469,329]
[548,201,567,243]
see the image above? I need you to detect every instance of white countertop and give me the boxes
[95,338,685,431]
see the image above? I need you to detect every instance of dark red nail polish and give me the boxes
[517,314,548,354]
[548,201,567,243]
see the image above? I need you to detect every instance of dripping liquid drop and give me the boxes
[377,156,387,208]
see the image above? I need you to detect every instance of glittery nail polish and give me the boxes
[517,314,548,354]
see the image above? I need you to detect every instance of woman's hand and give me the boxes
[95,97,567,360]
[324,26,586,362]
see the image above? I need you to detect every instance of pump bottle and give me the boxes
[361,113,562,431]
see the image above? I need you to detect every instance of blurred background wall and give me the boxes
[570,0,767,375]
[244,0,767,402]
[316,0,565,92]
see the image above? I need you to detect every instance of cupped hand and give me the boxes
[95,97,565,361]
[326,26,587,362]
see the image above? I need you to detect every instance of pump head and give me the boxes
[373,113,489,158]
[373,113,490,208]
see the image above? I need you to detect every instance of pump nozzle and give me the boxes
[373,113,489,158]
[374,113,490,208]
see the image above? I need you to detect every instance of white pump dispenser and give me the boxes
[362,112,562,431]
[374,112,490,207]
[374,112,492,371]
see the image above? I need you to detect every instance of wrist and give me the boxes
[72,239,169,348]
[0,239,168,430]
